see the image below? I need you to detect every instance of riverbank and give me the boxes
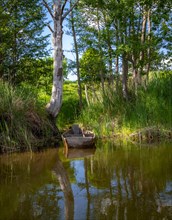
[0,71,171,153]
[0,81,60,154]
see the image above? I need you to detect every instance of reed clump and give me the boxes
[0,80,57,153]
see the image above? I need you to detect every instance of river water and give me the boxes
[0,141,172,220]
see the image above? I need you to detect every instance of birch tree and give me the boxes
[43,0,79,118]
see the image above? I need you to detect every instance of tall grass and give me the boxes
[78,71,172,137]
[57,82,82,129]
[0,80,54,153]
[30,71,171,141]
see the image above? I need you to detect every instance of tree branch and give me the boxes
[62,0,68,14]
[43,0,54,19]
[48,24,54,33]
[62,0,79,21]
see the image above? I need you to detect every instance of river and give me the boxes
[0,141,172,220]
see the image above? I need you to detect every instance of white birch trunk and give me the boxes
[46,1,63,118]
[43,0,79,118]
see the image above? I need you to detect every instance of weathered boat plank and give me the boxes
[62,125,96,149]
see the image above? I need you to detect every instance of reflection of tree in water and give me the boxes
[53,154,74,220]
[0,149,63,220]
[15,184,62,220]
[13,154,74,220]
[1,145,171,219]
[0,149,74,220]
[83,144,172,220]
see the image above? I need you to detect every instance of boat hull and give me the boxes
[63,136,95,148]
[62,128,96,149]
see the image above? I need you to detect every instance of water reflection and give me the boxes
[63,142,172,220]
[64,148,96,159]
[0,142,172,220]
[0,149,62,220]
[53,154,74,220]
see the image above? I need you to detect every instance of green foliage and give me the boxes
[80,48,106,82]
[19,57,69,103]
[75,0,172,77]
[0,0,49,84]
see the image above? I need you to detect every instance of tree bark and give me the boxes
[46,1,63,118]
[0,29,3,77]
[138,7,147,84]
[122,53,128,100]
[146,8,151,84]
[115,19,120,92]
[96,8,105,95]
[44,0,79,118]
[107,30,113,86]
[103,13,113,86]
[85,84,90,106]
[116,55,119,92]
[70,1,83,109]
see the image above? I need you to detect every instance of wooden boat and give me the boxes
[62,124,96,150]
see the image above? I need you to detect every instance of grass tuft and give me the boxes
[0,80,55,153]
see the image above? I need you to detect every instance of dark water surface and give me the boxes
[0,142,172,220]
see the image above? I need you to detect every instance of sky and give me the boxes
[63,34,78,81]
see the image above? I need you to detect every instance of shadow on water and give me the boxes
[0,141,172,220]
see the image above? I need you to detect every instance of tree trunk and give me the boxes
[0,45,3,78]
[115,19,120,92]
[116,55,119,92]
[44,0,79,118]
[122,53,128,100]
[132,56,139,93]
[146,8,151,84]
[85,84,90,106]
[103,13,113,86]
[107,31,113,86]
[70,2,83,109]
[46,2,63,118]
[138,7,147,83]
[96,8,105,95]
